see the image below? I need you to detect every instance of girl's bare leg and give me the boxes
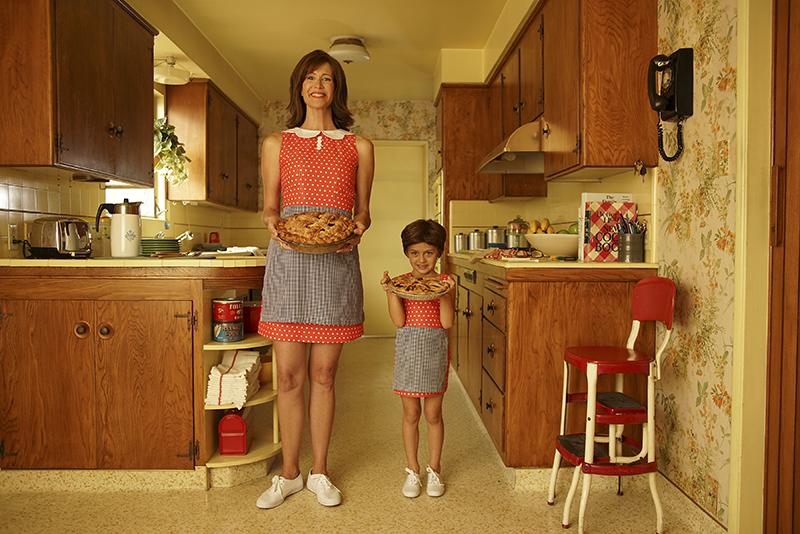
[401,396,422,473]
[424,394,445,473]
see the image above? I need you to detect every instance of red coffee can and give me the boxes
[213,298,244,322]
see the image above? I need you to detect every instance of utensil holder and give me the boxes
[618,233,644,263]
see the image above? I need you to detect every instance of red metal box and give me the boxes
[218,406,254,455]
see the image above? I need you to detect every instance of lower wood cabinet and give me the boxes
[0,265,271,474]
[0,281,194,469]
[449,259,657,467]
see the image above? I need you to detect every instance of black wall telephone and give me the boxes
[648,48,693,161]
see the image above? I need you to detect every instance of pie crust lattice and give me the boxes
[276,211,356,253]
[388,275,449,300]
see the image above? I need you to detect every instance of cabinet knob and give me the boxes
[114,125,124,139]
[486,302,495,313]
[74,321,90,339]
[485,399,494,413]
[542,124,551,137]
[98,323,114,339]
[487,344,494,356]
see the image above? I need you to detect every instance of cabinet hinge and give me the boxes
[573,134,582,155]
[0,311,13,330]
[0,439,18,460]
[176,439,199,460]
[55,134,69,154]
[174,311,198,331]
[538,21,544,39]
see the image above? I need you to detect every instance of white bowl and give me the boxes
[525,233,580,257]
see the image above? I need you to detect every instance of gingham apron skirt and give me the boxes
[260,205,364,327]
[392,326,449,396]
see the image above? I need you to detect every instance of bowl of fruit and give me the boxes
[525,219,580,257]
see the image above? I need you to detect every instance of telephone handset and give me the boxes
[648,48,693,161]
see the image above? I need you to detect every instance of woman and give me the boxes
[255,50,374,509]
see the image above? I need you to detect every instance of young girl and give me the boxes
[380,219,456,498]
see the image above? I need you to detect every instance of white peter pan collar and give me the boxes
[286,127,352,139]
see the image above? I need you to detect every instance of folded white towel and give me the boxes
[205,350,263,408]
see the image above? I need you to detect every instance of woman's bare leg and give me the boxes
[307,342,344,476]
[274,341,308,479]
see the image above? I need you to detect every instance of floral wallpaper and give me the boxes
[656,0,736,526]
[261,100,437,189]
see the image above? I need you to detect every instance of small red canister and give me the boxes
[212,321,244,342]
[218,406,254,455]
[243,301,262,333]
[213,298,244,322]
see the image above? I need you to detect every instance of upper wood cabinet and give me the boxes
[0,0,156,186]
[541,0,657,179]
[518,13,544,125]
[166,80,260,212]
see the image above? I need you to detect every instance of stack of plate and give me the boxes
[140,238,181,256]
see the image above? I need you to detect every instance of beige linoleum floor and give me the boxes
[0,337,724,534]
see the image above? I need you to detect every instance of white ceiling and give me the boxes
[152,0,510,102]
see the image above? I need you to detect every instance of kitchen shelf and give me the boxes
[204,382,278,410]
[204,332,272,351]
[206,427,281,468]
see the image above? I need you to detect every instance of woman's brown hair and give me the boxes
[285,50,354,130]
[401,219,447,256]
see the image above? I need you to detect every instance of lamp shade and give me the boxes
[154,56,190,85]
[328,36,370,64]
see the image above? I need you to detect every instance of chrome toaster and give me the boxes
[28,217,92,258]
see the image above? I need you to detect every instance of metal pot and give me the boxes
[486,226,506,247]
[467,229,486,250]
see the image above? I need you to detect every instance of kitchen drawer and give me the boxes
[483,282,507,333]
[456,266,483,293]
[482,321,506,391]
[481,369,505,455]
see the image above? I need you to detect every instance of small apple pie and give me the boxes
[388,275,449,300]
[276,211,356,247]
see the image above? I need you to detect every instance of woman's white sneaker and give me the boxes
[256,473,304,509]
[426,466,445,497]
[402,468,422,498]
[306,470,343,506]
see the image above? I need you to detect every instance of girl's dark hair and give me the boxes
[401,219,447,256]
[285,50,354,130]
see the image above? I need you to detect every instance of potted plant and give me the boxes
[153,117,191,186]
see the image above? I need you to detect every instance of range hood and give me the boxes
[476,119,545,175]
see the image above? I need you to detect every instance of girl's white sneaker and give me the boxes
[402,468,422,498]
[426,466,445,497]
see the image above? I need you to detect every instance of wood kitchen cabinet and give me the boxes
[436,85,545,233]
[454,274,483,412]
[0,0,157,186]
[166,79,260,211]
[449,258,657,467]
[540,0,657,179]
[0,279,194,470]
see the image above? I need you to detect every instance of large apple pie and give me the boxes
[388,275,449,300]
[276,211,356,246]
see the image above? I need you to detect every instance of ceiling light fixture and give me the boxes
[153,56,191,85]
[328,35,370,64]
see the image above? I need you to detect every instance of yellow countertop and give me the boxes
[0,256,266,269]
[448,252,657,269]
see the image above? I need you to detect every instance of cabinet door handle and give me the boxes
[485,399,495,413]
[74,321,90,339]
[487,343,495,357]
[98,323,114,339]
[462,308,471,318]
[486,301,495,313]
